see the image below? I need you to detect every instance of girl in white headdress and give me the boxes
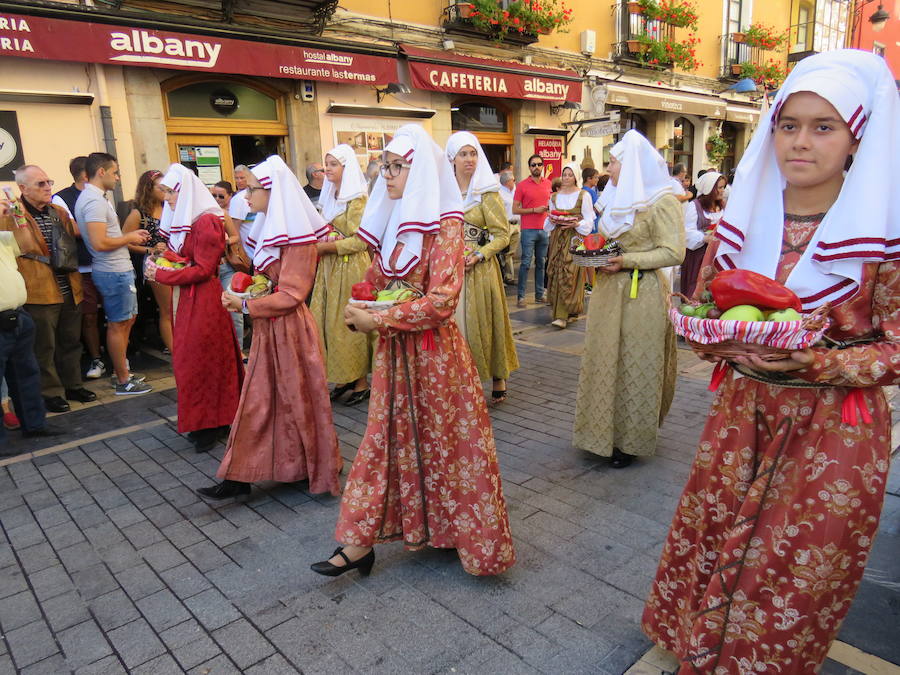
[680,170,726,298]
[445,131,519,403]
[309,144,372,406]
[573,130,684,468]
[544,162,595,329]
[311,124,515,578]
[144,164,244,453]
[644,50,900,674]
[198,155,341,500]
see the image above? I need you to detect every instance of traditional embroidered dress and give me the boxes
[334,125,516,575]
[544,178,593,322]
[643,50,900,673]
[573,132,683,457]
[309,144,372,385]
[154,165,243,434]
[445,131,518,382]
[216,156,341,495]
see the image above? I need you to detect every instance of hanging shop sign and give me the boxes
[0,13,396,85]
[534,137,563,181]
[402,45,581,103]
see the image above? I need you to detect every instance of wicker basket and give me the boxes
[669,295,831,360]
[571,240,623,268]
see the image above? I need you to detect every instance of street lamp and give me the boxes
[870,4,890,32]
[854,0,892,46]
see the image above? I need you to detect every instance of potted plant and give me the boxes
[636,31,702,71]
[467,0,573,41]
[705,133,729,165]
[635,0,699,29]
[736,59,787,88]
[456,2,474,19]
[730,62,743,75]
[627,1,643,13]
[731,31,746,43]
[743,22,787,50]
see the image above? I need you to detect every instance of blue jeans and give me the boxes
[218,262,244,351]
[1,310,46,443]
[517,228,549,301]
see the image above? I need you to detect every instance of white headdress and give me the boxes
[715,49,900,309]
[319,144,368,223]
[598,130,672,238]
[357,124,464,278]
[695,171,723,197]
[158,164,223,254]
[445,131,500,210]
[246,155,329,272]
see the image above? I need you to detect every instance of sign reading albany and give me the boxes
[0,14,395,85]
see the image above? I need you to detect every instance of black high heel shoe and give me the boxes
[610,447,635,469]
[345,389,371,406]
[310,547,375,577]
[196,480,251,500]
[330,382,355,402]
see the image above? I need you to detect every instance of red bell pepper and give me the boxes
[351,281,378,302]
[162,249,190,264]
[709,269,802,312]
[582,234,606,251]
[230,272,252,293]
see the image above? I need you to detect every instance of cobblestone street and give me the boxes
[0,301,898,674]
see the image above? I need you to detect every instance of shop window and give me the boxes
[167,81,279,121]
[615,112,648,142]
[672,117,694,179]
[720,122,738,175]
[451,102,508,133]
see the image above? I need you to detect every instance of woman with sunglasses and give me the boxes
[445,131,518,404]
[200,156,341,500]
[310,145,372,406]
[311,124,515,578]
[122,170,173,354]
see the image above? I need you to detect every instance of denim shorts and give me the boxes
[92,270,138,323]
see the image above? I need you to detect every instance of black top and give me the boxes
[303,184,321,201]
[54,184,92,266]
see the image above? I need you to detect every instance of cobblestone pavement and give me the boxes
[0,299,897,674]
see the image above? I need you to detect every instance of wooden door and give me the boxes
[167,135,235,188]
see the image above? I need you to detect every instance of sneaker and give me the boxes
[3,411,20,430]
[110,372,146,386]
[85,358,106,379]
[516,298,527,308]
[114,378,152,396]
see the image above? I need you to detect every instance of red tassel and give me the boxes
[421,328,435,351]
[708,360,729,392]
[841,389,871,426]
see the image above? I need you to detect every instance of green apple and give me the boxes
[719,305,765,321]
[679,304,696,317]
[768,308,802,322]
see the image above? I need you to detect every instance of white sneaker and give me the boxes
[85,359,107,379]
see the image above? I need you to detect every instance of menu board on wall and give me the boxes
[332,118,423,174]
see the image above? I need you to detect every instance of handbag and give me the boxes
[22,207,79,274]
[225,239,252,274]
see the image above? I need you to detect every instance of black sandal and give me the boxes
[329,382,354,401]
[491,390,508,405]
[345,389,371,406]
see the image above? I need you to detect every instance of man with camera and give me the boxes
[4,166,95,413]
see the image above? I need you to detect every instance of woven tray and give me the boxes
[669,298,830,360]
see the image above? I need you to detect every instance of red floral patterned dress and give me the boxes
[333,217,516,576]
[643,215,899,674]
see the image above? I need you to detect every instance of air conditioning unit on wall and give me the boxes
[580,30,596,56]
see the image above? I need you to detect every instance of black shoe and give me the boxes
[196,480,251,500]
[65,387,97,403]
[190,428,220,453]
[311,547,375,577]
[43,396,70,413]
[610,447,635,469]
[22,425,65,439]
[329,382,355,401]
[345,389,371,406]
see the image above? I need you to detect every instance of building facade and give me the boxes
[0,0,823,197]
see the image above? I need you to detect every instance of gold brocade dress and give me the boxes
[309,196,372,384]
[455,191,519,381]
[573,194,684,457]
[546,190,588,322]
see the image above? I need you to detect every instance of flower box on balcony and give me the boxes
[457,2,474,19]
[730,63,743,75]
[627,1,643,13]
[731,31,746,44]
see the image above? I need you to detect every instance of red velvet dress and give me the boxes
[333,218,516,576]
[154,213,243,434]
[643,216,899,673]
[216,244,342,495]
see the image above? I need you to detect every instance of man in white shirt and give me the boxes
[229,165,255,257]
[497,170,520,285]
[666,163,701,290]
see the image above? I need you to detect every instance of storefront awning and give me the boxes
[401,45,582,103]
[606,82,726,119]
[725,104,760,124]
[0,12,397,85]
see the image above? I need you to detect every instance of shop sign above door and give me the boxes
[0,13,395,85]
[403,46,581,103]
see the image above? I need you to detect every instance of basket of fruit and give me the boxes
[570,233,623,267]
[228,272,272,299]
[669,270,831,360]
[154,250,189,270]
[350,281,419,309]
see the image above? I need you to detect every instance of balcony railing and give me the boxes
[612,1,675,64]
[442,1,540,46]
[720,33,764,79]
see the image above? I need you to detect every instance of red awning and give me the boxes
[0,13,396,85]
[401,45,582,103]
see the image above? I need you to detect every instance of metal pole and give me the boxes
[93,64,124,205]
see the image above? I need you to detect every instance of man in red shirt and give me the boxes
[512,155,551,307]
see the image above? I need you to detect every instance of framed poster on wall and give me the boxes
[332,118,421,174]
[0,112,26,182]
